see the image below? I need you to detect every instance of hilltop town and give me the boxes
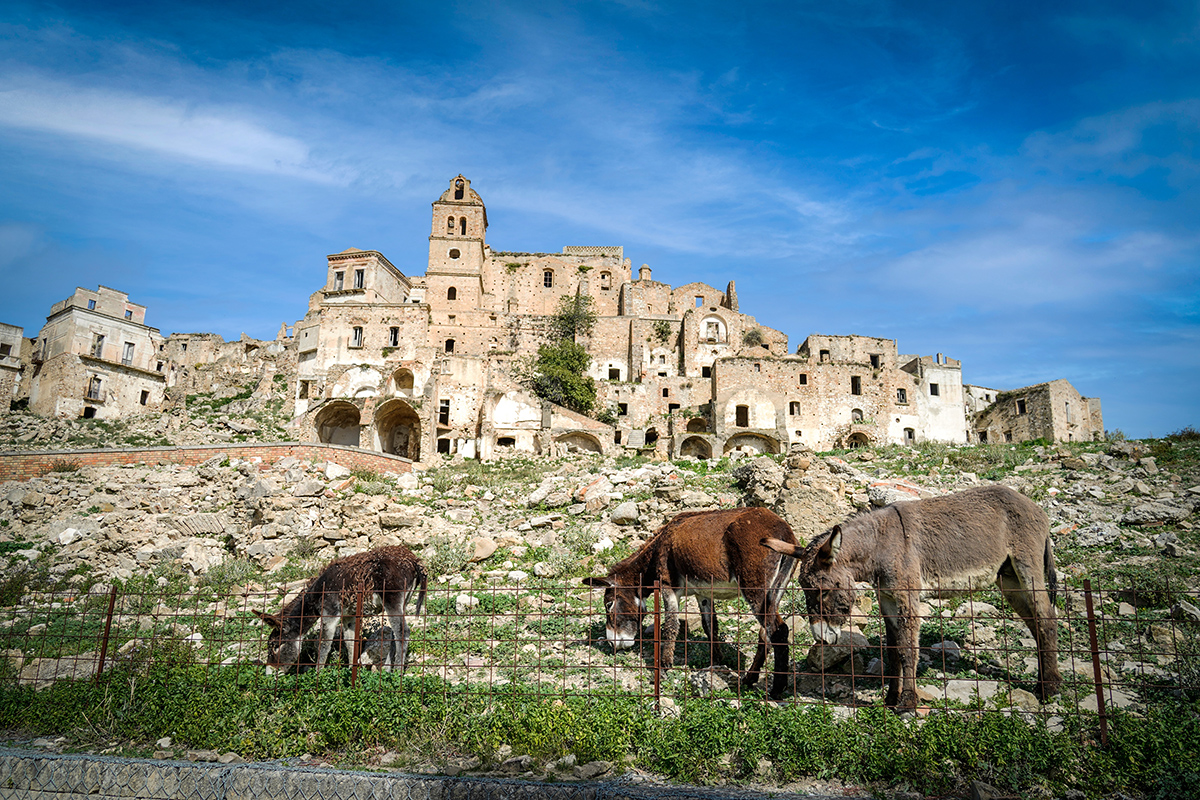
[0,175,1103,464]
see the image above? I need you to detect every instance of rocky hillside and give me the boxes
[0,428,1197,720]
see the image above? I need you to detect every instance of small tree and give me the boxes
[551,294,597,340]
[742,328,764,348]
[527,340,596,414]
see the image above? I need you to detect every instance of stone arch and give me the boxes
[496,436,516,448]
[847,432,870,449]
[686,417,707,433]
[314,401,361,447]
[699,314,727,344]
[679,436,712,459]
[391,367,416,396]
[645,428,660,447]
[375,398,421,461]
[556,431,602,453]
[723,433,780,455]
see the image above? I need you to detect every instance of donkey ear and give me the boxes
[818,527,842,566]
[252,609,281,628]
[760,537,799,556]
[582,576,614,589]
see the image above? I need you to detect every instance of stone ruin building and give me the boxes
[2,175,1104,460]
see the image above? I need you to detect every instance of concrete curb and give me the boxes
[0,748,846,800]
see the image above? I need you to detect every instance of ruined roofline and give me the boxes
[326,249,405,278]
[44,304,161,335]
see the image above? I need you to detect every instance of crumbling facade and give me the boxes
[27,287,167,419]
[967,379,1103,444]
[0,323,24,407]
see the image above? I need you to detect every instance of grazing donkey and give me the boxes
[584,507,799,697]
[761,484,1061,711]
[254,545,426,674]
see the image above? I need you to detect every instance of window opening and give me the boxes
[122,342,134,366]
[353,269,365,289]
[662,388,669,397]
[437,438,451,454]
[82,407,96,419]
[438,399,450,425]
[156,362,163,372]
[86,376,102,400]
[447,287,457,300]
[600,272,611,289]
[333,271,344,291]
[668,403,680,412]
[449,248,460,259]
[852,408,864,422]
[87,299,96,310]
[444,339,455,353]
[609,368,620,380]
[819,349,830,362]
[929,383,940,397]
[92,335,105,358]
[978,431,988,443]
[543,270,553,288]
[735,405,749,427]
[351,327,364,348]
[389,327,399,347]
[139,390,149,406]
[1005,430,1013,442]
[181,343,187,352]
[1016,399,1027,415]
[701,366,711,378]
[454,179,464,200]
[754,363,761,373]
[645,429,659,445]
[614,431,622,444]
[799,374,807,385]
[497,437,516,448]
[851,376,862,395]
[695,296,703,308]
[299,381,310,399]
[789,402,800,415]
[447,215,455,231]
[904,428,915,441]
[870,354,880,368]
[125,310,132,320]
[618,403,628,415]
[897,387,907,403]
[460,217,467,235]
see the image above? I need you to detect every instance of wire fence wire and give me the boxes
[2,574,1198,737]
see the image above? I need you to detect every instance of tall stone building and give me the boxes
[0,323,24,407]
[290,175,1096,461]
[27,287,167,419]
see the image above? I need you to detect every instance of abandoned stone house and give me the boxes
[5,175,1103,458]
[25,287,168,420]
[0,323,24,408]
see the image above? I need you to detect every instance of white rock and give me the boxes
[325,463,352,480]
[592,537,614,553]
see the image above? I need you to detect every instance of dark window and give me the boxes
[789,402,800,415]
[125,310,132,320]
[645,429,659,445]
[978,431,988,443]
[904,428,915,441]
[298,381,310,399]
[181,343,187,352]
[139,390,149,406]
[497,437,515,448]
[454,179,464,200]
[460,217,467,235]
[353,269,364,289]
[702,366,711,378]
[897,387,907,403]
[870,354,880,368]
[438,399,450,425]
[444,339,455,353]
[448,248,460,259]
[851,376,862,395]
[614,431,622,444]
[735,405,749,427]
[668,403,680,412]
[447,215,455,231]
[0,343,11,357]
[929,383,940,396]
[1016,399,1027,415]
[618,403,628,415]
[819,349,829,362]
[155,362,163,372]
[852,408,863,422]
[799,374,807,385]
[92,334,104,358]
[437,438,451,454]
[609,368,620,380]
[82,406,96,419]
[985,393,991,402]
[1005,430,1013,442]
[543,270,554,288]
[600,272,611,289]
[447,287,457,300]
[389,327,399,347]
[662,388,669,397]
[754,363,761,372]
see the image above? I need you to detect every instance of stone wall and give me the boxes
[0,442,412,483]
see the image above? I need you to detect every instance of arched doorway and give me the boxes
[686,418,707,433]
[679,436,712,459]
[556,432,602,453]
[375,398,421,461]
[847,432,870,449]
[723,433,780,456]
[392,368,415,396]
[314,401,361,447]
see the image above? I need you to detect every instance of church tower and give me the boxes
[427,175,487,312]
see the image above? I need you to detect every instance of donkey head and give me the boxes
[582,575,647,651]
[252,609,303,673]
[762,527,856,645]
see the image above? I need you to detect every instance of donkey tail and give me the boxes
[1045,536,1057,607]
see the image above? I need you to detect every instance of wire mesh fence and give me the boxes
[2,573,1197,739]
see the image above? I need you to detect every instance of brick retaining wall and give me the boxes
[0,442,413,483]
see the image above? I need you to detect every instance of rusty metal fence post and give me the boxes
[1083,579,1109,747]
[652,580,661,713]
[351,590,365,688]
[94,584,119,684]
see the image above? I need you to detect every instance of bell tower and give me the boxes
[428,175,487,277]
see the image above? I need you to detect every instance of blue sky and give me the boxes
[0,1,1196,438]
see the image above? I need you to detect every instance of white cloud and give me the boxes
[0,74,346,183]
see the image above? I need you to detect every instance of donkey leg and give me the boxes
[1000,571,1062,701]
[878,593,902,707]
[661,590,682,667]
[699,596,720,666]
[316,614,340,668]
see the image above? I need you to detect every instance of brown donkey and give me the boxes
[254,545,427,674]
[584,507,799,697]
[762,484,1061,711]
